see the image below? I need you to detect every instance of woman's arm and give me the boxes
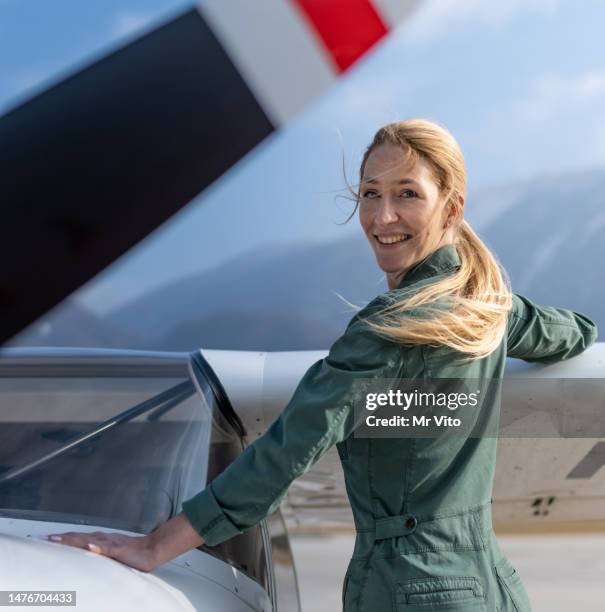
[507,293,598,363]
[180,304,404,545]
[47,297,403,568]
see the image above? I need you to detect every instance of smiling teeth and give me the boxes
[377,234,409,244]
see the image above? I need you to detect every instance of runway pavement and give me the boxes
[289,532,605,611]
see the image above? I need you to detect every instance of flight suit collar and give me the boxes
[396,243,461,289]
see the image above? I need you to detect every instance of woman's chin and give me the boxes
[375,256,411,274]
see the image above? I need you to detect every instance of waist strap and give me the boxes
[375,513,419,540]
[358,500,493,542]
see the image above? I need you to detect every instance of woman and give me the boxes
[48,119,598,611]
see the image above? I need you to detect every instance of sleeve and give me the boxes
[181,300,404,546]
[507,293,598,363]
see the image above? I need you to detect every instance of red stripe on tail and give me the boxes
[292,0,389,73]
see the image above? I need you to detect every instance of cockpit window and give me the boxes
[0,351,270,589]
[0,368,210,533]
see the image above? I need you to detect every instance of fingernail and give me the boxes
[48,535,62,542]
[88,543,101,553]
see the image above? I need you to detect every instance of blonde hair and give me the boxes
[347,118,512,361]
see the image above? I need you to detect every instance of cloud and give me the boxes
[511,71,605,125]
[401,0,560,46]
[475,69,605,176]
[332,77,408,123]
[314,62,432,132]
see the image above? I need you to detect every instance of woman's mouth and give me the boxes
[374,233,412,248]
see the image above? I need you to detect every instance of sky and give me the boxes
[2,0,605,315]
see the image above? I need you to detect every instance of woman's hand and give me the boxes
[46,531,159,572]
[45,512,205,572]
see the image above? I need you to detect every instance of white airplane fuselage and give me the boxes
[0,517,271,611]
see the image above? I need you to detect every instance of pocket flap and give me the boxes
[495,556,520,581]
[396,575,486,606]
[494,556,532,611]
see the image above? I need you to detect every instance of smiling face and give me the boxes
[359,143,456,290]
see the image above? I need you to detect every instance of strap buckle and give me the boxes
[375,513,418,540]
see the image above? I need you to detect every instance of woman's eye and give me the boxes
[361,190,417,200]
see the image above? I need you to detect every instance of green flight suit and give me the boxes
[182,243,598,611]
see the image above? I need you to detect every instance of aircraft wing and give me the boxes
[204,345,605,533]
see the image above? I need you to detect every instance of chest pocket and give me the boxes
[395,575,487,611]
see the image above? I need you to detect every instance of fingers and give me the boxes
[45,531,117,557]
[87,536,120,557]
[46,532,91,550]
[88,542,115,558]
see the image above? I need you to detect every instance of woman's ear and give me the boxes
[443,204,455,228]
[445,194,464,227]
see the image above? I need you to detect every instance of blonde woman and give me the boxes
[48,119,597,611]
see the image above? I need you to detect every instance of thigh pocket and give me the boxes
[395,576,487,610]
[494,557,532,612]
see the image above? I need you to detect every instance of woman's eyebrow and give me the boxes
[362,177,420,186]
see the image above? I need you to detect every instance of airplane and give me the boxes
[1,341,604,611]
[1,1,604,610]
[0,346,297,610]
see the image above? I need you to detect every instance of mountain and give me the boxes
[475,166,605,316]
[6,298,142,349]
[10,167,605,352]
[109,235,384,351]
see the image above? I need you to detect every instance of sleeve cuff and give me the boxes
[182,483,244,546]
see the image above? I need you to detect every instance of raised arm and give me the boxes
[507,293,598,363]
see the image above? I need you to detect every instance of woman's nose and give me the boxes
[374,197,400,224]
